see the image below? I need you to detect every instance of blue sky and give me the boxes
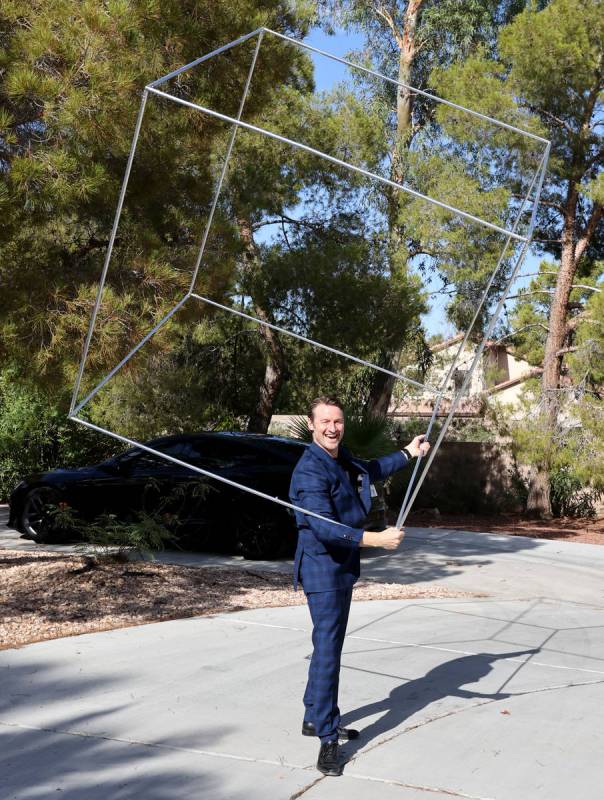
[304,27,366,91]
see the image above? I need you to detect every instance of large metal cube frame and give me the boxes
[69,27,551,530]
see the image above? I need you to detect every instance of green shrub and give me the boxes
[76,512,176,562]
[46,501,175,563]
[52,475,211,560]
[550,467,603,519]
[0,372,118,500]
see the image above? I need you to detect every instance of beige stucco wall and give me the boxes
[386,441,529,515]
[507,352,529,381]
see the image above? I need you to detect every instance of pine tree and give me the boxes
[433,0,604,516]
[0,1,313,397]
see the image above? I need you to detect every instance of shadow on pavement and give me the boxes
[360,527,543,586]
[0,655,237,799]
[339,648,539,767]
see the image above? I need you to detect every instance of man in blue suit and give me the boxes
[289,395,430,776]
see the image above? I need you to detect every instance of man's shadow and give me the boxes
[340,648,539,763]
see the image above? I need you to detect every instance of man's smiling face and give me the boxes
[308,403,345,458]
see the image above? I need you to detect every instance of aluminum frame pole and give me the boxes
[71,295,189,417]
[147,86,529,243]
[69,415,352,529]
[396,144,550,527]
[148,29,263,89]
[397,240,533,528]
[190,292,441,394]
[432,148,547,397]
[70,90,149,415]
[396,149,549,525]
[188,30,264,294]
[262,28,549,146]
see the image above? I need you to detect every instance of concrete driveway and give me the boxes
[1,506,603,799]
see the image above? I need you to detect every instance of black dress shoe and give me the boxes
[302,721,359,740]
[317,740,342,776]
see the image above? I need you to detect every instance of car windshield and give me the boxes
[103,442,190,469]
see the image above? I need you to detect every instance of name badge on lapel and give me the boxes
[370,483,378,498]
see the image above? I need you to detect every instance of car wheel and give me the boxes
[238,517,286,561]
[20,487,61,543]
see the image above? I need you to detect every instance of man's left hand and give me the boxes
[405,434,430,458]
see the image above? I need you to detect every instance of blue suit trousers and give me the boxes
[304,588,353,743]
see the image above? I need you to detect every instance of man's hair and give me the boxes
[308,395,344,420]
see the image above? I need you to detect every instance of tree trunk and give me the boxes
[393,0,422,181]
[366,1,423,416]
[524,66,603,517]
[524,196,604,517]
[525,189,577,517]
[366,369,397,416]
[237,217,287,434]
[247,302,287,433]
[526,464,552,518]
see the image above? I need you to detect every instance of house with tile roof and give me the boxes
[388,333,542,420]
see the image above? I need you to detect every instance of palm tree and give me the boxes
[289,409,396,460]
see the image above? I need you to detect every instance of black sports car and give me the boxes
[8,432,309,559]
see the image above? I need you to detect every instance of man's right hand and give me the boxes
[361,526,405,549]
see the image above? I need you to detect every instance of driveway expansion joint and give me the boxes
[226,617,604,678]
[0,718,493,799]
[341,772,496,800]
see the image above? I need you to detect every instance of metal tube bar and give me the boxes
[189,31,264,294]
[435,150,546,398]
[397,146,549,526]
[395,151,546,525]
[147,29,264,89]
[397,240,532,527]
[70,91,150,416]
[69,415,351,529]
[396,401,441,529]
[527,142,551,236]
[71,295,190,417]
[262,28,551,146]
[147,86,529,242]
[190,292,441,394]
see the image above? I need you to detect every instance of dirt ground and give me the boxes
[407,511,604,545]
[0,549,474,651]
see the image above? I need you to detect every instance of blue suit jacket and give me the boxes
[289,442,409,592]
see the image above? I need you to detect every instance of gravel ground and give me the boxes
[0,549,475,650]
